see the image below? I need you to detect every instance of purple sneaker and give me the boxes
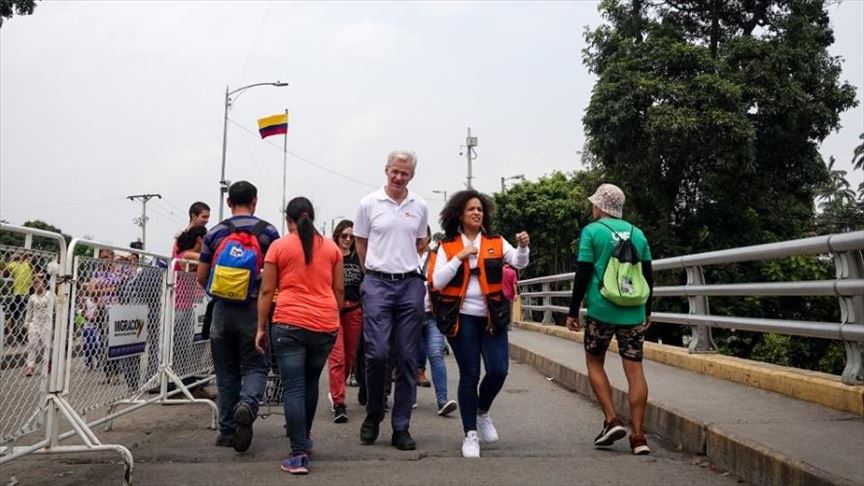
[281,453,309,475]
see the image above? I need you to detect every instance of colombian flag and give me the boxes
[257,113,288,139]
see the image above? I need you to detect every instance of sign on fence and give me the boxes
[107,304,149,360]
[193,302,208,343]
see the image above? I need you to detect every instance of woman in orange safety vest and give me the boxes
[431,189,530,459]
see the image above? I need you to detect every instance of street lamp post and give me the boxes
[218,81,289,221]
[500,174,526,192]
[432,189,448,202]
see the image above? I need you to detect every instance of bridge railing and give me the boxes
[517,230,864,385]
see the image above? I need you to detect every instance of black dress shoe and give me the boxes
[391,429,416,450]
[360,414,382,445]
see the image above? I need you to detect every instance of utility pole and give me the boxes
[461,127,478,189]
[127,193,161,250]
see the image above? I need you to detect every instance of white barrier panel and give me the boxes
[66,256,166,415]
[0,243,57,446]
[170,265,214,381]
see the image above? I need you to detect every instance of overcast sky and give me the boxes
[1,1,861,254]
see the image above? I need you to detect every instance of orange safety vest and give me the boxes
[435,234,510,336]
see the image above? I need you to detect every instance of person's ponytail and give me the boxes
[286,197,318,264]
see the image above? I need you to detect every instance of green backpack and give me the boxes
[596,222,650,307]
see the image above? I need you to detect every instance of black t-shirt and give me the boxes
[343,250,363,302]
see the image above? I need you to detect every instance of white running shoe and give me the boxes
[477,413,499,443]
[462,431,480,458]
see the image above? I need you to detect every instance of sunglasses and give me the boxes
[339,234,354,240]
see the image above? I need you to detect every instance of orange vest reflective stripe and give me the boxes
[435,235,508,336]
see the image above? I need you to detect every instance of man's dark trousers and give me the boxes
[362,274,425,431]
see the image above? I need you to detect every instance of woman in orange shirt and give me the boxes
[256,197,344,475]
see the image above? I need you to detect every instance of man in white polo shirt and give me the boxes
[354,149,428,451]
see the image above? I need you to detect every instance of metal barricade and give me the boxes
[65,254,166,415]
[170,261,214,385]
[0,242,57,448]
[1,231,220,484]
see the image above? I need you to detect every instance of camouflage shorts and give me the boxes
[584,317,646,361]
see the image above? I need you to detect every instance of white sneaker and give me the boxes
[477,413,499,443]
[462,431,480,458]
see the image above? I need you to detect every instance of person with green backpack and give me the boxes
[565,183,654,456]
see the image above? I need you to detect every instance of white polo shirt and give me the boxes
[354,187,429,273]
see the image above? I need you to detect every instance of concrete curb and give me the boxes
[513,320,864,416]
[509,322,862,486]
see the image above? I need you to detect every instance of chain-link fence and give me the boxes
[0,243,59,446]
[171,265,214,382]
[66,254,166,416]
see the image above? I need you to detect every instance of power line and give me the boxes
[0,197,122,212]
[236,2,274,87]
[227,118,379,189]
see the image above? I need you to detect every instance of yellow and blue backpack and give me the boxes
[206,220,269,302]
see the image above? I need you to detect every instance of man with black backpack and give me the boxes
[197,181,280,453]
[565,183,654,456]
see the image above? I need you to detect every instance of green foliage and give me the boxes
[495,171,602,278]
[574,0,859,376]
[0,0,36,27]
[583,0,857,259]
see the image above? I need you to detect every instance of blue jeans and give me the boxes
[271,323,336,454]
[448,313,509,433]
[210,301,269,436]
[422,312,449,406]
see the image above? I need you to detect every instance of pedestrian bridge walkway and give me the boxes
[3,324,862,485]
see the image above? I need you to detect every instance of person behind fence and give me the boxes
[327,219,364,424]
[255,197,343,475]
[419,226,458,417]
[353,149,428,451]
[432,189,530,458]
[87,248,121,385]
[172,225,211,398]
[4,250,33,344]
[172,202,211,256]
[564,183,654,456]
[117,252,163,392]
[197,181,280,453]
[24,273,53,377]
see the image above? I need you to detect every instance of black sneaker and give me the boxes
[233,403,255,452]
[333,403,348,424]
[594,417,627,447]
[215,434,235,447]
[391,429,416,450]
[360,413,383,444]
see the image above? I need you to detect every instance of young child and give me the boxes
[24,273,53,377]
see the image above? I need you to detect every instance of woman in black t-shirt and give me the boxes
[326,219,364,422]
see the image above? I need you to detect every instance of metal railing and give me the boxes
[517,230,864,385]
[0,225,218,484]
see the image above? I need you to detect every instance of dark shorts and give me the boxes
[584,317,645,361]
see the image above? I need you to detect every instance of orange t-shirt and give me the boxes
[264,234,341,333]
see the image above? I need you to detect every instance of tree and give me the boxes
[0,220,69,253]
[853,133,864,171]
[817,156,856,210]
[495,170,603,279]
[0,0,37,27]
[583,0,858,259]
[581,0,858,373]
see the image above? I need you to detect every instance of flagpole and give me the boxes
[281,108,288,235]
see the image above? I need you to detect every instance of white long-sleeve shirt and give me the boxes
[432,232,529,317]
[25,291,54,330]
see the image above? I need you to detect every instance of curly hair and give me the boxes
[439,189,495,239]
[176,225,207,253]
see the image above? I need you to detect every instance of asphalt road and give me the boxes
[2,355,742,485]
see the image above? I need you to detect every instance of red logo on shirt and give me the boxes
[404,211,417,219]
